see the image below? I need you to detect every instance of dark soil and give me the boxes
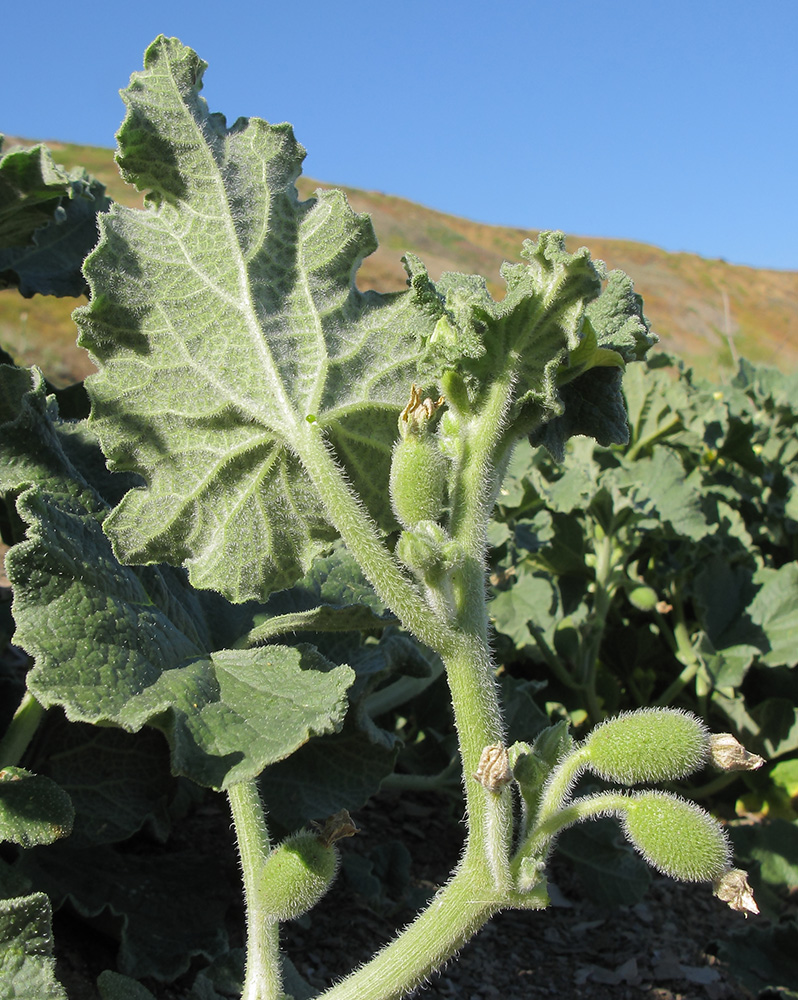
[280,790,760,1000]
[49,783,774,1000]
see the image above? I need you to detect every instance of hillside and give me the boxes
[3,137,797,384]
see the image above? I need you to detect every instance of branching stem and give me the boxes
[228,781,282,1000]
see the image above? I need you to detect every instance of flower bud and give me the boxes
[396,521,463,582]
[389,385,447,529]
[621,791,731,882]
[257,830,339,921]
[583,708,709,785]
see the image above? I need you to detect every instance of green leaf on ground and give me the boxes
[33,721,174,847]
[2,367,354,790]
[717,916,798,998]
[18,843,231,981]
[258,726,398,830]
[97,970,157,1000]
[0,768,74,848]
[0,892,66,999]
[557,817,652,907]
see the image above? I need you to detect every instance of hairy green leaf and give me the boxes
[0,892,66,999]
[18,843,231,981]
[76,36,436,601]
[97,970,158,1000]
[245,545,392,644]
[258,727,398,830]
[0,139,74,246]
[416,235,654,451]
[2,367,354,790]
[0,138,110,297]
[0,768,74,848]
[76,37,653,603]
[32,720,175,847]
[748,564,798,667]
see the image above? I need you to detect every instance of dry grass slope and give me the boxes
[3,137,797,384]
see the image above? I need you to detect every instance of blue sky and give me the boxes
[3,0,796,271]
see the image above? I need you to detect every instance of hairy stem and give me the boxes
[288,376,525,998]
[228,781,282,1000]
[518,790,629,860]
[0,691,45,767]
[315,862,503,1000]
[293,422,455,655]
[655,603,701,706]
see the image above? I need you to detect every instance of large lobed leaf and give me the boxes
[0,892,67,999]
[75,36,655,604]
[76,36,435,602]
[0,137,111,297]
[1,366,354,790]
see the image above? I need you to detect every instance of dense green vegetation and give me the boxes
[1,35,796,1000]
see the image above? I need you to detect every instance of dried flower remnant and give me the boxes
[473,744,512,792]
[713,868,759,916]
[709,734,765,772]
[399,383,445,432]
[312,809,360,847]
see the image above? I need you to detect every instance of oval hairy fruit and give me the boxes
[390,434,447,529]
[258,831,338,920]
[621,791,731,882]
[627,585,659,611]
[584,708,709,785]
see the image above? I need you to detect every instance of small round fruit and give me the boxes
[627,585,659,611]
[258,831,338,921]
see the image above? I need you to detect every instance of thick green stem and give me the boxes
[444,634,513,884]
[294,387,513,872]
[286,376,524,998]
[0,691,45,767]
[448,377,515,633]
[228,781,282,1000]
[293,422,455,656]
[315,862,503,1000]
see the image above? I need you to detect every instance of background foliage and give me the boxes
[1,107,797,999]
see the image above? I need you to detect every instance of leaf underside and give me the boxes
[76,35,654,603]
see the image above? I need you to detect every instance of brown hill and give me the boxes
[2,138,796,384]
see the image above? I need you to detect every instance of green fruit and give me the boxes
[389,434,447,529]
[395,521,463,583]
[258,831,338,921]
[584,708,709,785]
[627,585,659,611]
[621,791,731,882]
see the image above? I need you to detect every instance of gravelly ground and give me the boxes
[280,790,763,1000]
